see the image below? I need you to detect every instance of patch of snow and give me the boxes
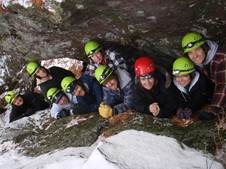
[0,55,11,86]
[0,0,63,12]
[136,10,145,17]
[0,130,223,169]
[84,130,223,169]
[41,57,83,70]
[76,4,84,9]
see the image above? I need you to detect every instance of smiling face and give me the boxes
[104,77,118,91]
[175,74,191,87]
[57,95,69,105]
[90,51,103,64]
[73,85,86,96]
[35,67,48,78]
[13,96,24,106]
[140,77,155,90]
[187,47,206,65]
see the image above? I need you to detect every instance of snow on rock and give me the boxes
[41,57,83,70]
[0,55,11,86]
[0,130,223,169]
[0,0,64,12]
[0,108,50,133]
[83,130,224,169]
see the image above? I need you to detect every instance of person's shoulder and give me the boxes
[49,66,66,71]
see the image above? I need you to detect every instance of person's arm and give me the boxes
[113,81,135,114]
[50,104,62,119]
[156,87,178,118]
[9,107,35,122]
[30,93,49,111]
[105,48,128,71]
[211,57,226,109]
[89,79,103,112]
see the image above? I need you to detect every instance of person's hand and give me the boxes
[176,107,192,119]
[98,102,113,118]
[149,103,160,116]
[33,86,41,93]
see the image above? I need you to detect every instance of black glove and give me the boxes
[57,109,71,119]
[176,107,192,119]
[198,111,216,120]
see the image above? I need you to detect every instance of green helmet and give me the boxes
[46,88,61,103]
[181,32,206,53]
[95,65,113,84]
[84,40,102,57]
[26,62,40,76]
[5,90,18,104]
[61,76,77,92]
[172,57,195,76]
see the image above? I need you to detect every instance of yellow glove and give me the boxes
[98,102,113,118]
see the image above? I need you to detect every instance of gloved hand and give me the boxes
[198,111,216,120]
[176,107,192,119]
[98,102,113,118]
[57,109,71,119]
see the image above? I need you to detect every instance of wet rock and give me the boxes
[0,0,226,89]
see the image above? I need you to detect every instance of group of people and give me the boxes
[4,31,225,123]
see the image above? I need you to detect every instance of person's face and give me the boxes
[140,77,155,90]
[90,51,103,64]
[35,67,48,78]
[104,78,118,91]
[73,85,86,96]
[13,96,24,106]
[187,47,206,65]
[58,95,69,105]
[175,74,191,87]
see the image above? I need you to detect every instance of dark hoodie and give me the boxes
[10,92,49,122]
[134,71,177,118]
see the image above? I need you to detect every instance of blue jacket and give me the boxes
[103,69,135,114]
[67,75,103,112]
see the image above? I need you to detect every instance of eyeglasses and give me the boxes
[140,73,154,80]
[87,46,101,58]
[183,39,204,50]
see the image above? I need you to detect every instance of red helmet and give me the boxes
[134,56,156,77]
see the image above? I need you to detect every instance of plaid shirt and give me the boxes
[103,80,135,114]
[208,52,226,108]
[85,47,128,76]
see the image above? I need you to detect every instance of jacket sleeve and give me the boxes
[189,75,214,111]
[113,81,135,114]
[157,86,177,118]
[9,107,35,122]
[89,79,103,111]
[105,48,128,71]
[50,104,62,119]
[30,93,50,111]
[134,90,150,114]
[211,56,226,108]
[71,103,91,114]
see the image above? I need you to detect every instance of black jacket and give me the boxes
[172,72,214,112]
[10,92,49,122]
[39,66,74,96]
[134,72,177,118]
